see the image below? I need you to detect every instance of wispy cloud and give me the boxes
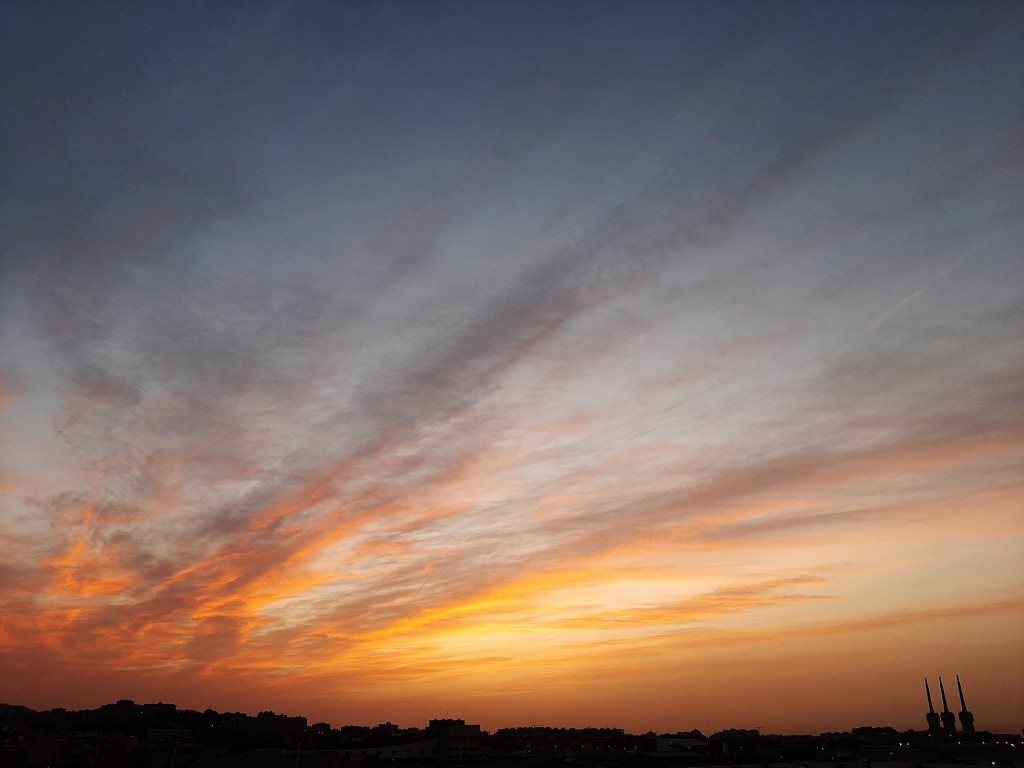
[1,0,1021,733]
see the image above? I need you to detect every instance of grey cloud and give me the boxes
[817,299,1024,424]
[701,508,895,542]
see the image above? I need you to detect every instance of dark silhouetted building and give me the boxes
[428,718,484,760]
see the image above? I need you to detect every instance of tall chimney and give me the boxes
[939,677,958,736]
[924,679,942,738]
[956,675,976,735]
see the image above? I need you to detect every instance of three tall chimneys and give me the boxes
[924,675,975,737]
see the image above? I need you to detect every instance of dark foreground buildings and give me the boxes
[1,684,1017,768]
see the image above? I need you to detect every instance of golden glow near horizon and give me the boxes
[1,1,1022,735]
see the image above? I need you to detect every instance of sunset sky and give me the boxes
[1,0,1022,735]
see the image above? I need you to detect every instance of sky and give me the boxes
[1,0,1022,736]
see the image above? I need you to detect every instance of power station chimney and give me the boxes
[924,678,943,738]
[939,677,958,736]
[956,675,976,735]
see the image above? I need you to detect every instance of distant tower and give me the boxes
[939,677,958,736]
[956,675,976,735]
[924,678,943,738]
